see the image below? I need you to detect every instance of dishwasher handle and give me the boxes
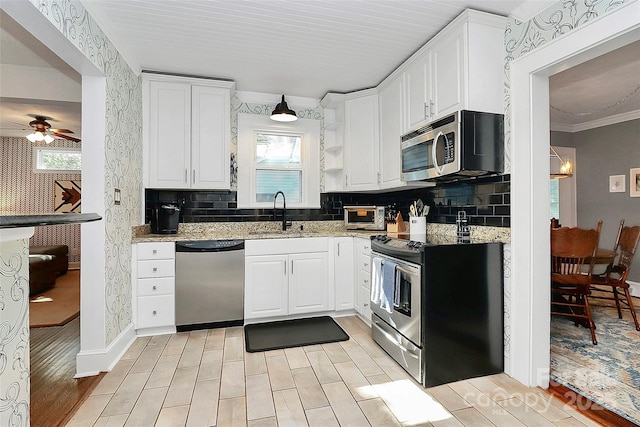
[176,240,245,252]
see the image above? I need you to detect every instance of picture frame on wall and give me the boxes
[631,168,640,198]
[609,175,625,193]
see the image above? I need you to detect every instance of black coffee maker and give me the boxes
[150,203,180,234]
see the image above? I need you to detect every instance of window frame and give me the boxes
[33,146,82,173]
[237,113,320,209]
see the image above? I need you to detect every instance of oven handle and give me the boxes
[373,319,420,359]
[395,265,419,277]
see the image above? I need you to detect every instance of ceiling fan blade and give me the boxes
[50,128,75,134]
[52,132,81,143]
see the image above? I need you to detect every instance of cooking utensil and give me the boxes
[410,204,416,217]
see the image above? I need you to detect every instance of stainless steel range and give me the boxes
[370,235,426,383]
[370,235,505,388]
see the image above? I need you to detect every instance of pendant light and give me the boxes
[550,146,573,178]
[270,95,298,122]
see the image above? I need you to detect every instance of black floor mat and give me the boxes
[244,316,349,352]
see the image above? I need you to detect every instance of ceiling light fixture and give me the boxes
[270,95,298,122]
[550,146,573,179]
[26,131,55,144]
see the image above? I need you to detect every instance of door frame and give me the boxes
[510,1,640,387]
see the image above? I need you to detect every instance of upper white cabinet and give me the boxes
[402,10,505,131]
[143,74,235,189]
[344,92,380,191]
[378,76,405,189]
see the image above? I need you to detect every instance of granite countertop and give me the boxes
[131,220,511,244]
[0,213,102,229]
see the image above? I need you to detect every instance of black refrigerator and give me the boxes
[421,242,504,387]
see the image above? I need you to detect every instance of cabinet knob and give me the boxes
[153,249,157,254]
[153,267,158,272]
[364,262,369,267]
[364,303,369,307]
[364,279,369,283]
[152,310,157,315]
[364,245,369,250]
[152,285,157,290]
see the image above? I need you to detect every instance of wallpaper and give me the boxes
[229,95,325,191]
[0,137,81,263]
[27,0,143,345]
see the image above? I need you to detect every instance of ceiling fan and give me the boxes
[25,114,81,143]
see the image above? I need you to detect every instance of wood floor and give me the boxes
[30,317,104,427]
[65,316,609,427]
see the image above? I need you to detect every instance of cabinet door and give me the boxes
[379,77,405,189]
[405,54,432,129]
[344,95,379,191]
[191,85,231,189]
[430,30,462,119]
[289,252,329,315]
[245,255,288,319]
[148,81,191,188]
[334,238,355,311]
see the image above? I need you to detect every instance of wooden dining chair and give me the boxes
[550,221,602,345]
[590,222,640,331]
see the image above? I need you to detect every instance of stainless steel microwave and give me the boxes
[401,110,504,182]
[344,206,386,230]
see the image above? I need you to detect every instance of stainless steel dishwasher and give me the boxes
[175,240,244,331]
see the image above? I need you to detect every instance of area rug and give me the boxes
[29,270,80,328]
[550,303,640,425]
[245,316,349,352]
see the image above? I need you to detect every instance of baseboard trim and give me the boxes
[75,323,136,378]
[628,280,639,298]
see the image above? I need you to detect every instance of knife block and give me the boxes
[386,212,407,234]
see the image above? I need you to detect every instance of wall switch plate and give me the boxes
[114,188,121,205]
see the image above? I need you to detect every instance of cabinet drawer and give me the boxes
[137,277,174,296]
[360,268,371,290]
[361,253,372,272]
[137,295,175,329]
[137,242,175,260]
[137,259,175,278]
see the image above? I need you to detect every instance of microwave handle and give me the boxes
[432,131,445,175]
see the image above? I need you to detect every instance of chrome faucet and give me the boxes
[273,191,292,231]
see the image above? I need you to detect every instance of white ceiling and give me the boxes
[1,0,639,138]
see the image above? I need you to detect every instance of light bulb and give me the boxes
[26,133,38,142]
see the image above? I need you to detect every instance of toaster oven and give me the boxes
[344,206,386,230]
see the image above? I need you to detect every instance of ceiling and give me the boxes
[1,0,639,139]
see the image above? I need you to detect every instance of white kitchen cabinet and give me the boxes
[289,252,329,315]
[354,238,372,324]
[334,237,355,311]
[344,92,380,191]
[144,74,234,189]
[244,238,330,320]
[244,254,289,319]
[379,76,405,189]
[132,242,176,336]
[402,10,505,130]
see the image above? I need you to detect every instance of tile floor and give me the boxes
[68,316,601,426]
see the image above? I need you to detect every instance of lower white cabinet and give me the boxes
[133,242,176,335]
[334,237,355,310]
[244,238,330,320]
[354,237,372,324]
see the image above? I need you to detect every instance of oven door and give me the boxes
[370,253,421,347]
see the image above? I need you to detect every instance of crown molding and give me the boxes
[550,109,640,133]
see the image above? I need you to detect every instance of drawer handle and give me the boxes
[152,285,157,290]
[364,303,369,307]
[364,262,369,267]
[364,279,369,283]
[153,267,158,272]
[153,310,157,315]
[153,249,157,254]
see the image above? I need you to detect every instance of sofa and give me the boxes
[29,245,69,296]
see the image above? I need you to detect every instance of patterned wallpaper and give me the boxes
[27,0,143,344]
[0,137,81,263]
[229,95,325,191]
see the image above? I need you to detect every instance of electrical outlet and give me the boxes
[114,188,121,205]
[71,248,80,256]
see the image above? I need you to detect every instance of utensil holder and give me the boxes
[409,216,426,242]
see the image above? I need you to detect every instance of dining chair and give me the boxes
[550,221,602,345]
[590,222,640,331]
